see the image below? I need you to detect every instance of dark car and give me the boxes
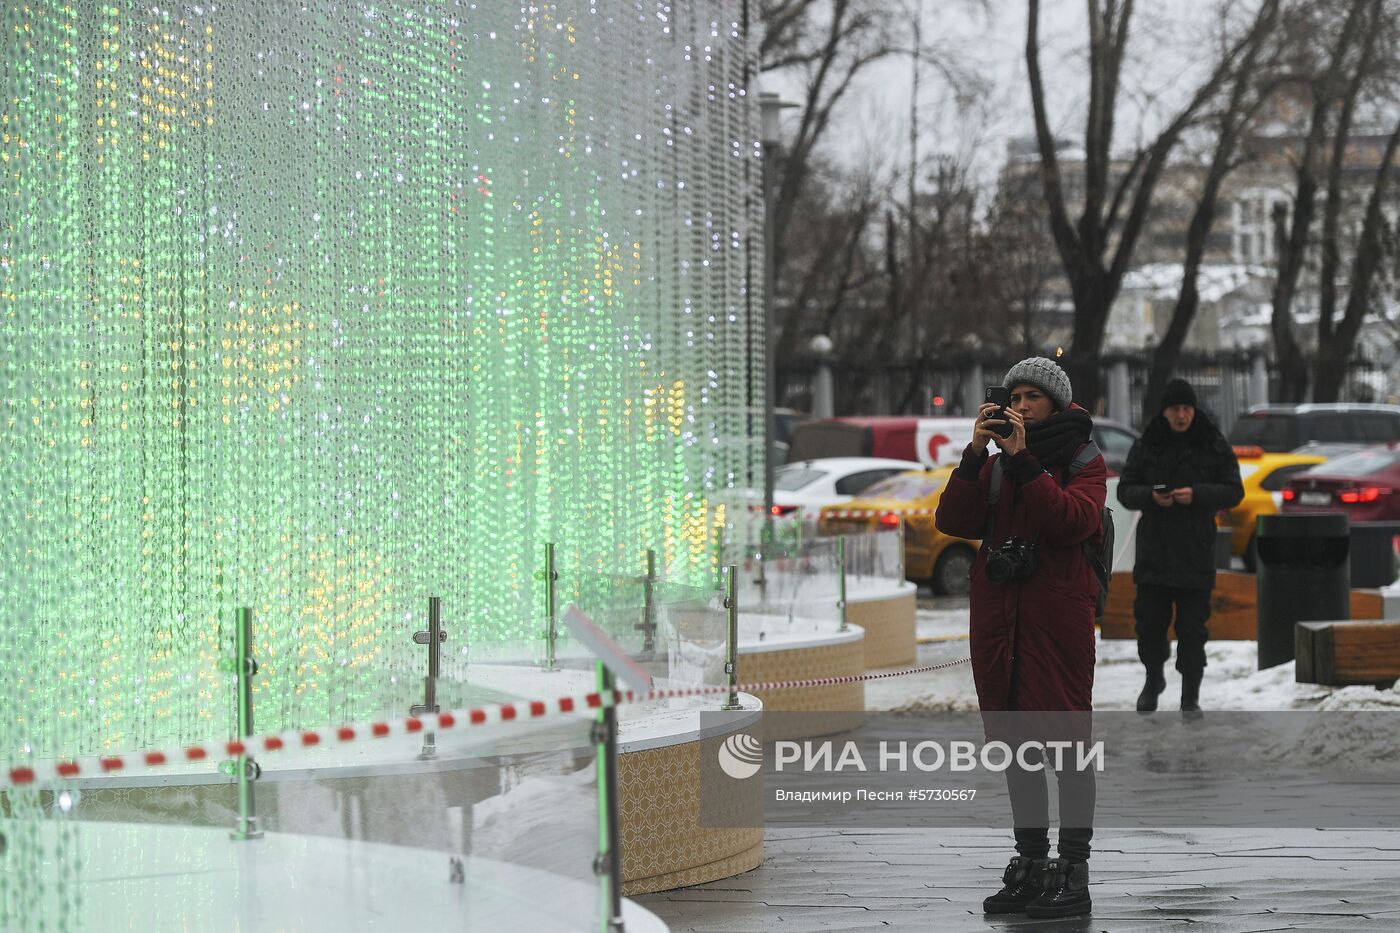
[1281,445,1400,521]
[1231,404,1400,452]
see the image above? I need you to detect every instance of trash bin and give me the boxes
[1215,526,1234,570]
[1255,513,1350,670]
[1348,521,1400,589]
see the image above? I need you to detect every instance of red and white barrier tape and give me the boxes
[823,508,936,519]
[1,657,971,789]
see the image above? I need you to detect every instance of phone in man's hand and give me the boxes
[984,386,1013,438]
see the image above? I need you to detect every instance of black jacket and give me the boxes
[1117,412,1244,589]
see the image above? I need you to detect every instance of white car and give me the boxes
[772,457,924,520]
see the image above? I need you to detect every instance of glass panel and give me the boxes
[775,467,827,491]
[1259,463,1313,491]
[732,538,843,639]
[1231,414,1296,450]
[1309,449,1400,478]
[1,671,601,930]
[858,472,948,502]
[842,530,904,586]
[1358,415,1400,441]
[1310,416,1357,443]
[834,470,896,496]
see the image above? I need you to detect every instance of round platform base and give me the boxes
[8,820,667,931]
[738,622,865,739]
[847,580,917,669]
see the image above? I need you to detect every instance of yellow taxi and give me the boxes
[817,467,980,595]
[1219,446,1327,570]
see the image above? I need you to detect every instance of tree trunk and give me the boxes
[1270,202,1312,402]
[1311,112,1400,403]
[1027,0,1260,414]
[1312,347,1350,403]
[1064,274,1115,411]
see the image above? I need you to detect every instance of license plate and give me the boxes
[1299,491,1332,507]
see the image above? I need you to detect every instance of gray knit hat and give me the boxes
[1002,357,1072,411]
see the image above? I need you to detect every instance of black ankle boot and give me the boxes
[1026,858,1091,918]
[982,856,1047,914]
[1136,664,1166,712]
[1181,669,1203,718]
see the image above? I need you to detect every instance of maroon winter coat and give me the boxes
[934,442,1107,712]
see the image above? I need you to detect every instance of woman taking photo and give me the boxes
[934,356,1106,920]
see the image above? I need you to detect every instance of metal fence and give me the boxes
[780,349,1388,435]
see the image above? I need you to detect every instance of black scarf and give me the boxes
[1025,408,1094,470]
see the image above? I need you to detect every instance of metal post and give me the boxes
[963,361,984,418]
[837,536,848,632]
[411,596,447,760]
[593,662,626,932]
[636,549,657,655]
[722,565,742,710]
[756,517,769,593]
[1108,358,1131,425]
[542,542,559,671]
[897,516,907,580]
[230,606,262,841]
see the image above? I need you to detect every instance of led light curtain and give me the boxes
[0,1,761,759]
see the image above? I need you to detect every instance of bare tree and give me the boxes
[1310,0,1400,400]
[761,0,902,302]
[1141,0,1283,423]
[761,0,985,372]
[1268,0,1385,400]
[988,176,1063,358]
[1312,115,1400,399]
[1026,0,1277,409]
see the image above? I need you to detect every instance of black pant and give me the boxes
[1135,582,1212,675]
[1006,748,1096,862]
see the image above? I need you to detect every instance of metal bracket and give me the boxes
[412,629,447,647]
[590,718,614,746]
[449,856,465,884]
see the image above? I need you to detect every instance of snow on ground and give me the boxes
[863,604,1400,713]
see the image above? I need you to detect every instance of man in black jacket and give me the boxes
[1117,379,1243,714]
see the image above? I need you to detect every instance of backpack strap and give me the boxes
[984,441,1102,537]
[1068,440,1101,475]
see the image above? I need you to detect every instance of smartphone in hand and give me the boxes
[984,386,1012,438]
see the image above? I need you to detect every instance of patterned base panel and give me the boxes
[618,739,764,894]
[850,591,916,669]
[739,639,865,740]
[621,840,764,897]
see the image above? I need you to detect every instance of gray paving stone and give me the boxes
[638,825,1400,932]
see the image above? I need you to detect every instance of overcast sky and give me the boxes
[760,0,1226,189]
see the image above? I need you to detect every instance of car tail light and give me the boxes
[1281,487,1296,501]
[879,512,901,528]
[1232,445,1265,459]
[770,504,797,516]
[1339,487,1386,504]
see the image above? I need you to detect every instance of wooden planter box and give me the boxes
[1099,570,1384,641]
[1295,620,1400,687]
